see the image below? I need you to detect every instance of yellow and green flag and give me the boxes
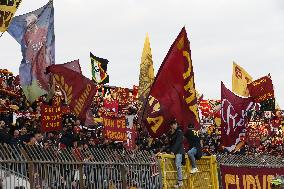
[232,62,253,97]
[0,0,22,32]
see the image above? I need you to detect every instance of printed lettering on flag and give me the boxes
[48,64,97,122]
[221,82,255,151]
[247,75,274,103]
[220,165,283,189]
[143,27,199,137]
[103,116,127,141]
[41,104,62,132]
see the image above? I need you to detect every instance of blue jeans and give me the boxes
[175,154,183,183]
[188,147,197,169]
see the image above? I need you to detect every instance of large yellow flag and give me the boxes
[0,0,22,32]
[138,34,155,99]
[232,62,253,96]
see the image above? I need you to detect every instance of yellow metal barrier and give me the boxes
[157,154,219,189]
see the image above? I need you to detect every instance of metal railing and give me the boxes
[0,144,162,189]
[216,153,284,168]
[157,154,219,189]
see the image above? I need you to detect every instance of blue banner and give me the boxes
[8,1,55,102]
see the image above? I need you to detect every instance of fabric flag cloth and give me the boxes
[47,59,81,101]
[143,27,199,137]
[138,34,155,99]
[232,62,253,97]
[47,64,97,122]
[51,59,94,126]
[247,75,274,103]
[60,59,82,73]
[221,82,255,152]
[104,99,119,113]
[0,0,21,32]
[137,34,155,125]
[7,1,55,103]
[54,60,81,101]
[90,52,109,85]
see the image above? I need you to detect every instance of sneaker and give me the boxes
[174,182,183,188]
[190,168,198,174]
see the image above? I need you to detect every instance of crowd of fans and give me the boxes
[199,109,284,157]
[0,69,133,152]
[0,69,284,158]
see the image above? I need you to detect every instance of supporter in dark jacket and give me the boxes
[60,127,75,148]
[10,130,21,145]
[169,120,184,188]
[184,125,202,174]
[19,126,30,144]
[0,121,10,144]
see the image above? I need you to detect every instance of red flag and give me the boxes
[247,75,274,103]
[60,59,82,73]
[103,116,127,141]
[52,60,95,126]
[41,104,63,132]
[48,64,97,122]
[221,82,255,151]
[143,27,199,137]
[104,99,119,113]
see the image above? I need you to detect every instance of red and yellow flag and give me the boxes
[232,62,253,97]
[247,75,274,103]
[143,27,199,137]
[48,64,97,122]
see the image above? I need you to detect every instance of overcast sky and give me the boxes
[1,0,284,107]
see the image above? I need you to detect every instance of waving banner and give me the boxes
[247,75,274,103]
[221,82,255,151]
[7,1,55,102]
[143,27,199,137]
[0,0,21,32]
[138,34,154,99]
[47,64,97,122]
[232,62,253,97]
[90,52,109,85]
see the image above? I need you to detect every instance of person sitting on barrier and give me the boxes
[169,119,184,188]
[185,124,202,174]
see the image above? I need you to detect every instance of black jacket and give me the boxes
[184,129,201,149]
[184,129,202,159]
[170,128,184,155]
[0,128,10,144]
